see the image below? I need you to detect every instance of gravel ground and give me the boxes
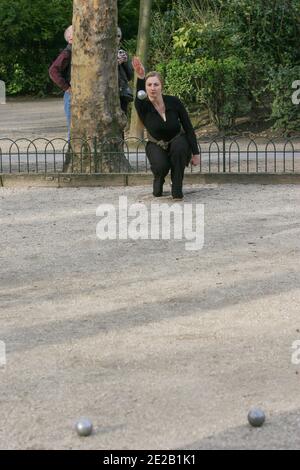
[1,183,300,449]
[0,98,66,140]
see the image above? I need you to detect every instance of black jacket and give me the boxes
[118,55,134,94]
[135,78,199,155]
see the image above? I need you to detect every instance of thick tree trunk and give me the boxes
[69,0,129,173]
[129,0,153,140]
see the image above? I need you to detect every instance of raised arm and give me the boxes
[132,56,145,79]
[132,57,148,122]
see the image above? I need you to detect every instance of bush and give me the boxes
[269,66,300,133]
[173,20,232,60]
[152,0,300,132]
[164,56,250,130]
[157,59,195,104]
[148,10,177,69]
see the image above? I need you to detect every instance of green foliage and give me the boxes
[148,10,177,68]
[173,22,228,58]
[118,0,140,40]
[150,0,300,132]
[220,0,300,66]
[157,59,195,103]
[269,66,300,133]
[164,56,250,130]
[118,0,172,41]
[0,0,73,95]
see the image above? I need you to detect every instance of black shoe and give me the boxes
[172,188,183,200]
[153,177,165,197]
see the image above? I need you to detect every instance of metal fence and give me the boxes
[0,136,300,174]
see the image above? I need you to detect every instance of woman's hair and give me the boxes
[145,71,164,88]
[64,25,72,42]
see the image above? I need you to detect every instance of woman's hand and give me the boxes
[191,154,201,166]
[132,56,145,79]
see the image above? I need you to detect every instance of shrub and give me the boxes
[164,56,250,130]
[269,65,300,133]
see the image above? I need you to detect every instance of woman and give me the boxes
[132,57,200,200]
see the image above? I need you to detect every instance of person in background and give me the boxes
[49,25,72,140]
[132,56,200,200]
[49,26,133,140]
[117,27,134,116]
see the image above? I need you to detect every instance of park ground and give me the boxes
[0,97,67,141]
[1,183,300,449]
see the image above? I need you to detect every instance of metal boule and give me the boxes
[247,408,265,427]
[75,418,93,436]
[137,90,147,100]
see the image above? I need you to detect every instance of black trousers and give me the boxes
[146,134,191,197]
[120,97,129,115]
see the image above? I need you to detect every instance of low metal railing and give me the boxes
[0,137,299,174]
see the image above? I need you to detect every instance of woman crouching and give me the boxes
[132,57,200,200]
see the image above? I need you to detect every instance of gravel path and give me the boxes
[1,183,300,449]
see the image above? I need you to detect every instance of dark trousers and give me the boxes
[146,134,191,197]
[120,97,129,115]
[120,98,129,140]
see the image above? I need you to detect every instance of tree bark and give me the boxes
[69,0,129,173]
[129,0,153,140]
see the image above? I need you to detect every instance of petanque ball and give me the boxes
[75,418,93,437]
[247,408,266,427]
[137,90,147,100]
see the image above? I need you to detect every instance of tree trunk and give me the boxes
[129,0,153,140]
[69,0,129,173]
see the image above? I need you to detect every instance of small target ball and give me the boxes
[247,408,265,427]
[75,418,93,436]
